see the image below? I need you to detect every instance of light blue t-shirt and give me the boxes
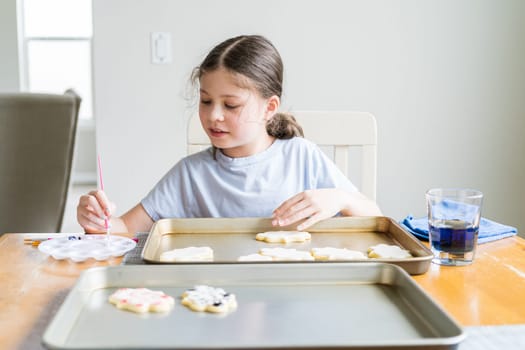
[141,137,357,221]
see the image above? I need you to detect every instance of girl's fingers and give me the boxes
[273,201,310,224]
[274,192,305,213]
[90,190,112,217]
[297,212,326,231]
[79,193,105,218]
[273,189,345,229]
[77,190,113,232]
[86,212,108,228]
[78,211,107,231]
[273,204,317,227]
[273,190,321,223]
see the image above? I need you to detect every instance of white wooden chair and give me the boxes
[187,111,377,200]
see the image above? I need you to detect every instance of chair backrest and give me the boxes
[187,111,377,200]
[0,90,81,234]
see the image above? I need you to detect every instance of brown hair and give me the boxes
[192,35,303,139]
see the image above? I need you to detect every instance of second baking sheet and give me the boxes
[42,263,464,350]
[142,217,433,274]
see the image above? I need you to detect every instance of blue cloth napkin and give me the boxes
[400,215,518,244]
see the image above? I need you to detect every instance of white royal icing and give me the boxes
[311,247,368,260]
[367,244,412,259]
[108,287,175,313]
[255,231,311,243]
[259,247,315,261]
[182,285,237,313]
[237,253,273,262]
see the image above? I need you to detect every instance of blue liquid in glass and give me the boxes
[429,219,478,254]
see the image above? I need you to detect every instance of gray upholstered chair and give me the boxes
[0,90,81,234]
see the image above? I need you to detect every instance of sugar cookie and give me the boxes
[259,247,314,261]
[311,247,368,261]
[237,253,274,262]
[181,285,237,313]
[108,288,175,313]
[367,244,412,259]
[160,246,213,262]
[255,231,311,243]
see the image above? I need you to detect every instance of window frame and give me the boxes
[17,0,95,126]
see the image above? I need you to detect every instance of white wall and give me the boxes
[93,0,525,234]
[70,125,97,184]
[0,0,19,92]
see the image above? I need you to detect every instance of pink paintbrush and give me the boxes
[97,154,110,239]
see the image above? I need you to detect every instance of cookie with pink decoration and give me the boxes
[108,287,175,313]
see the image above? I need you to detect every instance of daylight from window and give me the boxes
[21,0,93,119]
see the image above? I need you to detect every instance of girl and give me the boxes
[77,35,381,234]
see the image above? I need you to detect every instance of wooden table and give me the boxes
[1,233,524,349]
[412,235,525,325]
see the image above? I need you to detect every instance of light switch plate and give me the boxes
[151,32,172,64]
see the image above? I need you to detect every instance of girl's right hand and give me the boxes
[76,190,116,233]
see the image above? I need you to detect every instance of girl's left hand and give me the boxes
[272,188,347,231]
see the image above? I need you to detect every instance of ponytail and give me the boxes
[266,112,304,139]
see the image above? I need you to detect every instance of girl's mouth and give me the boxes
[209,128,228,137]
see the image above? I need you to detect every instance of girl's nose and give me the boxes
[210,106,225,121]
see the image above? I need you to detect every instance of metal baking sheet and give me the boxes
[42,263,464,350]
[142,217,433,275]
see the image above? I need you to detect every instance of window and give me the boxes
[19,0,93,120]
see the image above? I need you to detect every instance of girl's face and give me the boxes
[199,68,279,158]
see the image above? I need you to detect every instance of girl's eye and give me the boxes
[200,100,211,105]
[225,104,239,109]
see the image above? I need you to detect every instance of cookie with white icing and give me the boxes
[160,246,213,262]
[255,231,311,243]
[108,287,175,313]
[237,253,273,262]
[181,285,237,313]
[259,247,314,261]
[367,244,412,259]
[311,247,368,261]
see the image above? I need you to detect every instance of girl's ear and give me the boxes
[265,95,280,120]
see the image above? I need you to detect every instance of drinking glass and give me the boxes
[426,188,483,266]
